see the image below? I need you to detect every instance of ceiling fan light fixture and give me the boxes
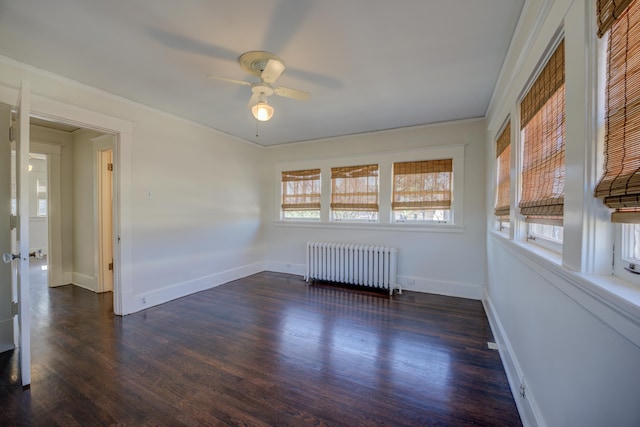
[251,101,274,122]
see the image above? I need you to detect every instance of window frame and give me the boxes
[330,164,380,223]
[280,168,322,221]
[274,145,465,230]
[513,37,566,252]
[391,159,454,225]
[494,120,512,234]
[597,0,640,286]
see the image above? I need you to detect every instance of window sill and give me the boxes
[490,233,640,348]
[273,220,466,233]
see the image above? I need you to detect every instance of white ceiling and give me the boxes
[0,0,525,146]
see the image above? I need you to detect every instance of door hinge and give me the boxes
[9,126,14,142]
[9,215,17,230]
[107,163,113,171]
[12,301,18,316]
[108,261,114,271]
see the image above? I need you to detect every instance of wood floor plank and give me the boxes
[0,271,521,426]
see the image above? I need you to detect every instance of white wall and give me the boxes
[0,55,266,314]
[264,119,487,299]
[485,0,640,426]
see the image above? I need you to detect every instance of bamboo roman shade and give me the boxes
[331,164,379,211]
[597,0,635,36]
[281,169,321,211]
[594,0,640,223]
[519,40,565,222]
[391,159,452,210]
[495,122,511,218]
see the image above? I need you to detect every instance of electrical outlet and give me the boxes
[141,297,147,305]
[519,379,526,398]
[407,278,416,285]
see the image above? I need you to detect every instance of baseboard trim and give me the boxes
[71,272,98,292]
[264,261,305,277]
[399,275,483,300]
[483,293,546,427]
[132,261,265,314]
[264,261,481,299]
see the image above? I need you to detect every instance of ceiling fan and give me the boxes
[208,51,311,121]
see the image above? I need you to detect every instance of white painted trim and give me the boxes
[483,294,546,427]
[273,221,466,233]
[399,276,482,300]
[71,272,98,292]
[0,81,132,316]
[274,144,466,226]
[265,261,482,300]
[267,117,484,148]
[490,233,640,349]
[265,261,305,276]
[487,0,555,131]
[132,262,265,314]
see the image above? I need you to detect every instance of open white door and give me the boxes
[13,82,31,386]
[0,103,13,353]
[98,148,114,293]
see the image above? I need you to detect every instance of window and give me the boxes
[594,0,640,224]
[281,169,321,220]
[276,145,464,227]
[519,39,565,247]
[595,0,640,282]
[331,164,379,221]
[494,122,511,232]
[392,159,452,223]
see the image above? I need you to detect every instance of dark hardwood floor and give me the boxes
[1,269,521,426]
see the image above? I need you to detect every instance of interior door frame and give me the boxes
[0,85,134,316]
[30,116,124,314]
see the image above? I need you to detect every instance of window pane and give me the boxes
[283,210,320,220]
[393,209,450,223]
[281,169,321,220]
[332,211,378,221]
[529,223,563,242]
[519,40,565,222]
[392,159,452,223]
[330,165,379,220]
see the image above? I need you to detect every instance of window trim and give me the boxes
[274,145,465,228]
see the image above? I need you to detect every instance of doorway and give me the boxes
[29,117,117,304]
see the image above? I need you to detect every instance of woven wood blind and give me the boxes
[281,169,321,211]
[597,0,635,36]
[594,0,640,222]
[495,122,511,218]
[391,159,452,210]
[331,164,379,211]
[519,40,565,220]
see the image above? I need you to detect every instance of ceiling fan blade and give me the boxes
[261,59,286,84]
[207,75,252,86]
[274,86,311,101]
